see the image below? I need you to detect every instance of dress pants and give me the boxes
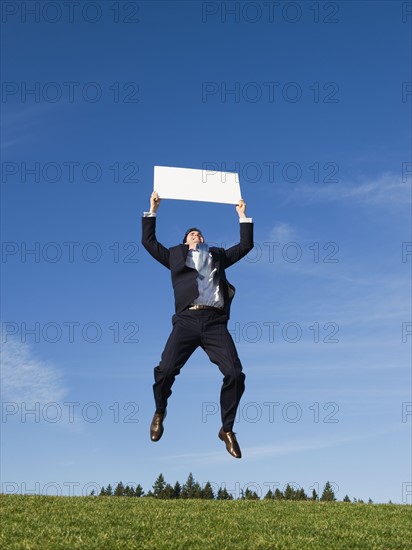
[153,309,245,432]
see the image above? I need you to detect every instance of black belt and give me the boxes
[186,304,224,314]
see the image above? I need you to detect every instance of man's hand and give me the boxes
[236,199,247,218]
[150,191,161,214]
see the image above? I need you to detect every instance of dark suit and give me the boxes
[141,216,254,431]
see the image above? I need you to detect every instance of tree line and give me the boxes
[94,474,371,503]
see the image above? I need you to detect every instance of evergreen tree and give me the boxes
[311,489,318,501]
[164,483,174,499]
[343,495,351,503]
[264,489,274,500]
[244,488,259,500]
[192,481,203,499]
[202,481,215,500]
[114,482,125,497]
[297,488,307,501]
[284,484,294,500]
[368,498,373,504]
[134,484,144,498]
[125,485,137,497]
[99,486,106,496]
[152,474,166,498]
[320,482,336,502]
[274,488,284,500]
[105,484,113,496]
[217,487,233,500]
[172,481,181,499]
[181,473,196,499]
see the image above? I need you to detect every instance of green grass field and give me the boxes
[1,495,411,549]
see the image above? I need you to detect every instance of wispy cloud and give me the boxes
[1,103,57,151]
[0,138,25,150]
[286,172,411,206]
[1,338,67,405]
[163,434,366,465]
[269,222,296,242]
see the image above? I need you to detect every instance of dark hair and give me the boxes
[183,227,203,244]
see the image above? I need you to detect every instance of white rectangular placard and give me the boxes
[154,166,241,204]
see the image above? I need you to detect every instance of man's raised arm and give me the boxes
[141,191,170,269]
[223,199,254,268]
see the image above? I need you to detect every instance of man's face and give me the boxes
[185,230,204,247]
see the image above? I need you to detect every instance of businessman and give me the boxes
[141,191,253,458]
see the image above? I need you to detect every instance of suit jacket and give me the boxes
[141,216,254,319]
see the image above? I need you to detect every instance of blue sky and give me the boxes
[1,0,411,504]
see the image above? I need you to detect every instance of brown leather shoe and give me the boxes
[150,411,166,442]
[218,427,242,458]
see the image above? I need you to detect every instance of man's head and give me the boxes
[183,227,204,247]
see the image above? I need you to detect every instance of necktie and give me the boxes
[193,243,209,279]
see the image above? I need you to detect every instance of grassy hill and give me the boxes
[1,495,411,549]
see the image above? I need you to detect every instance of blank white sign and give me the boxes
[154,166,242,204]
